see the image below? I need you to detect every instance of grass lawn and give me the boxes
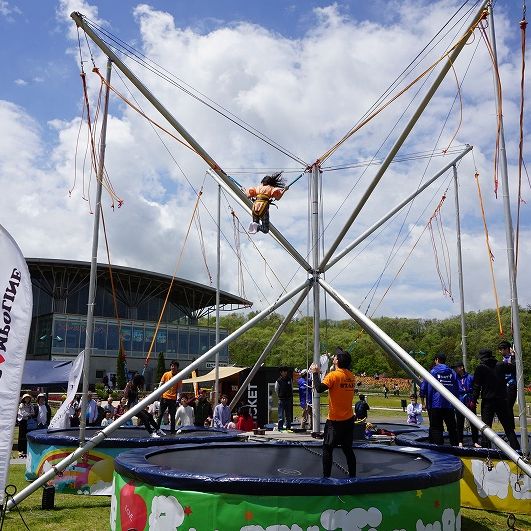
[2,464,530,530]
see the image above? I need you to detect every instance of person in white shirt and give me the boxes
[406,394,423,425]
[85,392,99,426]
[175,395,194,427]
[101,410,114,427]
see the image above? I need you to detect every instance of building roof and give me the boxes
[27,258,252,318]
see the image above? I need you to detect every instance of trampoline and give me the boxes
[26,426,242,495]
[396,431,531,514]
[112,441,463,530]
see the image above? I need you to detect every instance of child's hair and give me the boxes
[261,172,286,188]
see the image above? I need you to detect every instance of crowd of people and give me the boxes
[16,359,257,454]
[417,341,520,450]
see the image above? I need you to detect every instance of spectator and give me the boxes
[175,395,195,427]
[213,394,231,428]
[453,362,480,447]
[497,340,517,420]
[17,394,36,458]
[393,383,400,396]
[156,360,182,435]
[194,389,213,427]
[275,367,293,431]
[236,406,255,431]
[36,393,51,429]
[124,374,164,437]
[95,399,105,426]
[310,347,356,478]
[85,392,99,426]
[70,407,82,428]
[297,369,313,430]
[227,414,238,430]
[383,384,389,399]
[104,396,116,417]
[114,397,127,420]
[354,394,370,421]
[472,349,520,450]
[419,353,459,446]
[406,394,423,425]
[101,410,114,427]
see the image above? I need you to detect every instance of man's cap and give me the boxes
[478,348,493,361]
[300,369,308,376]
[498,340,511,350]
[22,393,32,400]
[359,394,365,400]
[452,361,464,369]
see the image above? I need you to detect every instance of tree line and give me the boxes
[204,306,530,381]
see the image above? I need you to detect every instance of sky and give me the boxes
[0,0,529,325]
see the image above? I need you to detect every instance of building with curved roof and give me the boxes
[26,258,251,388]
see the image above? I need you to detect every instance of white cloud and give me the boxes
[14,79,28,86]
[0,1,529,323]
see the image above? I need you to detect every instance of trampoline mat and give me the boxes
[147,444,431,478]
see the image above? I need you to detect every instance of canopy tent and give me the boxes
[181,366,246,384]
[22,360,72,385]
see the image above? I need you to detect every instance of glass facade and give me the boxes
[39,314,229,361]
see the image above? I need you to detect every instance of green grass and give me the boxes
[3,464,530,530]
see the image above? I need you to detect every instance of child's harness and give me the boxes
[251,193,274,219]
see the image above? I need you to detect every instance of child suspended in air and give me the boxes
[245,172,287,234]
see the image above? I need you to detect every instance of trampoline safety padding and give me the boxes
[112,441,463,530]
[26,426,241,495]
[395,431,531,515]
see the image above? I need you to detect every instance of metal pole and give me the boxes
[79,58,112,446]
[311,164,321,433]
[320,278,531,478]
[71,12,311,273]
[453,165,468,371]
[229,286,311,411]
[213,184,221,409]
[488,6,528,455]
[7,280,311,510]
[319,0,489,272]
[324,146,473,272]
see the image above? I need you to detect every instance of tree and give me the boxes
[116,343,127,390]
[156,352,166,382]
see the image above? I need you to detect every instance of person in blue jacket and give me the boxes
[420,353,459,446]
[453,362,480,447]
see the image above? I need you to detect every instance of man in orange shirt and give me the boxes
[310,347,356,478]
[156,360,182,435]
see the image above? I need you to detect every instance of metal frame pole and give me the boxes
[488,6,528,455]
[229,286,311,411]
[7,280,311,510]
[319,0,489,271]
[453,165,468,370]
[213,184,221,408]
[324,146,473,272]
[320,278,531,477]
[71,12,311,273]
[311,165,321,432]
[79,58,112,446]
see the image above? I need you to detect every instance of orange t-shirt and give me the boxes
[322,368,355,421]
[160,371,182,400]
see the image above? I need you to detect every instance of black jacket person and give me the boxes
[472,349,519,450]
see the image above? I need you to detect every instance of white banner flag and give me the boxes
[0,224,32,504]
[49,350,84,430]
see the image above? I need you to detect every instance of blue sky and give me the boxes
[0,0,529,323]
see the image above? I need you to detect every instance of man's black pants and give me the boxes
[322,417,356,478]
[157,398,177,433]
[429,407,458,446]
[481,399,520,450]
